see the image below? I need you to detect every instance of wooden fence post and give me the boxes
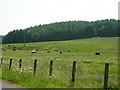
[0,58,3,68]
[33,59,37,75]
[19,59,22,68]
[9,59,12,70]
[49,60,53,76]
[104,63,109,89]
[71,61,76,86]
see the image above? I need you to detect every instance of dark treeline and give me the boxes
[2,19,119,44]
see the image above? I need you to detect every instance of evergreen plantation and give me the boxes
[2,19,119,44]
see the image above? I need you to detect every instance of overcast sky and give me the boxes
[0,0,119,35]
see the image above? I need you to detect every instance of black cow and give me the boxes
[47,50,50,53]
[8,45,11,47]
[68,50,71,52]
[95,52,100,55]
[60,51,62,54]
[12,48,16,51]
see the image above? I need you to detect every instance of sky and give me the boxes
[0,0,119,35]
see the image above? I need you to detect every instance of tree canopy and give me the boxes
[2,19,119,44]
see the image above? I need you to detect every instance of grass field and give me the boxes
[1,37,119,88]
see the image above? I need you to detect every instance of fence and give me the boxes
[1,57,109,88]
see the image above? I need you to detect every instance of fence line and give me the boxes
[71,61,76,86]
[104,63,109,89]
[9,59,12,70]
[33,59,37,75]
[49,60,53,76]
[0,57,3,68]
[19,59,22,68]
[2,58,110,88]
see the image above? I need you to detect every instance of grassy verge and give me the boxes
[2,68,64,88]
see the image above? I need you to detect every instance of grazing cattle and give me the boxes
[12,48,16,51]
[18,48,20,50]
[60,51,62,54]
[47,50,50,53]
[8,45,11,47]
[95,52,100,55]
[31,50,36,53]
[68,50,70,52]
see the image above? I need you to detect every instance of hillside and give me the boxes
[2,19,118,44]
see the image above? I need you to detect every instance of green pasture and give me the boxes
[1,37,119,88]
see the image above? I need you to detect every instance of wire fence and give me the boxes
[1,57,113,88]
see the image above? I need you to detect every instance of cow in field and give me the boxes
[95,52,100,55]
[60,51,62,54]
[31,50,36,53]
[68,50,71,52]
[47,50,50,53]
[12,49,16,51]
